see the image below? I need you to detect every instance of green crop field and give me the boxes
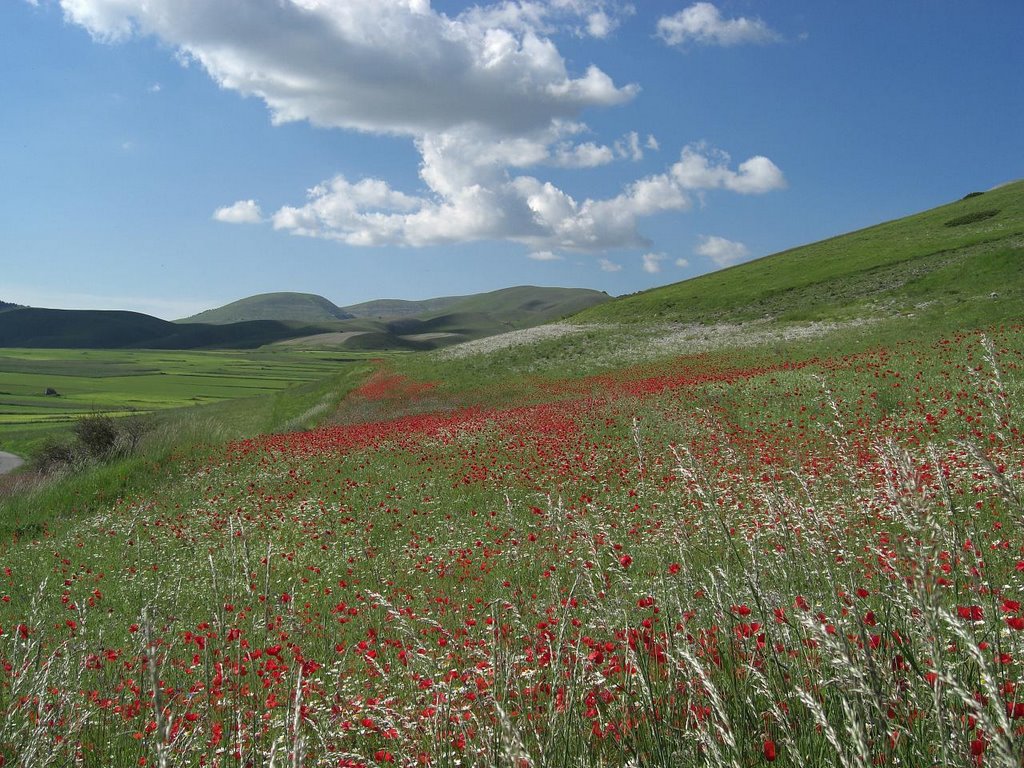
[0,348,374,454]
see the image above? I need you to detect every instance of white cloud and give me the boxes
[696,235,750,267]
[599,258,622,272]
[147,82,161,93]
[672,144,786,194]
[615,131,644,161]
[270,142,780,251]
[213,199,263,224]
[586,11,612,38]
[657,2,780,47]
[61,0,637,136]
[646,134,660,151]
[674,257,690,268]
[62,1,783,254]
[551,141,615,168]
[528,250,563,261]
[641,252,665,273]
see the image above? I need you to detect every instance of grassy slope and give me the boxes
[343,286,609,322]
[179,292,355,324]
[577,181,1024,325]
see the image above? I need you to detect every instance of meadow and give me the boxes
[2,315,1024,767]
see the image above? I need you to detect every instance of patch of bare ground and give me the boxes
[436,323,597,359]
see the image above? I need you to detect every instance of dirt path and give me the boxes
[0,451,25,475]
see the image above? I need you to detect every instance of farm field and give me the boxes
[0,348,370,455]
[2,316,1024,767]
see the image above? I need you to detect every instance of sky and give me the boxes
[2,1,1022,320]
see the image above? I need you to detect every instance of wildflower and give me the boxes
[763,739,777,761]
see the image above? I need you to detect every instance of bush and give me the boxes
[31,440,79,475]
[73,415,119,459]
[32,415,152,476]
[944,209,1000,227]
[961,191,984,200]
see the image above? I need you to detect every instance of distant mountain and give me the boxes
[0,286,610,351]
[179,292,355,325]
[343,286,608,324]
[0,300,23,313]
[0,308,333,350]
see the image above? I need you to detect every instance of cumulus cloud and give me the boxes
[269,142,781,251]
[599,258,622,272]
[675,257,690,268]
[657,3,780,48]
[551,141,615,168]
[213,199,263,224]
[528,250,563,261]
[673,144,786,194]
[641,252,665,273]
[60,0,637,136]
[696,235,750,267]
[60,1,784,254]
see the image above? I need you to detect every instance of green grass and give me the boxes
[578,180,1024,325]
[0,357,373,539]
[0,347,377,456]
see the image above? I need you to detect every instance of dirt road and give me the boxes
[0,451,25,475]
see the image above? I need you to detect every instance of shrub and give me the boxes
[73,415,120,459]
[944,209,1000,227]
[961,191,984,200]
[32,415,152,475]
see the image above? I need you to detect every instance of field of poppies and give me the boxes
[2,321,1024,767]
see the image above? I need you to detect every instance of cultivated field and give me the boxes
[0,348,368,455]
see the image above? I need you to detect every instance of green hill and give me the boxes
[0,308,333,349]
[296,287,610,350]
[342,296,463,320]
[179,292,355,324]
[577,181,1024,326]
[341,286,608,322]
[0,287,610,351]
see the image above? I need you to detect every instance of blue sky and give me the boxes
[2,1,1021,319]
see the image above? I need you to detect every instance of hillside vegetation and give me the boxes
[578,180,1024,325]
[180,292,356,325]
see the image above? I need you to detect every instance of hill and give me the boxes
[576,181,1024,326]
[0,308,332,349]
[0,286,609,351]
[342,286,608,322]
[0,300,23,313]
[278,286,610,350]
[179,292,355,324]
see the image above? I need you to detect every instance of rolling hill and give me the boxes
[179,292,355,324]
[0,286,610,350]
[0,308,334,350]
[576,181,1024,326]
